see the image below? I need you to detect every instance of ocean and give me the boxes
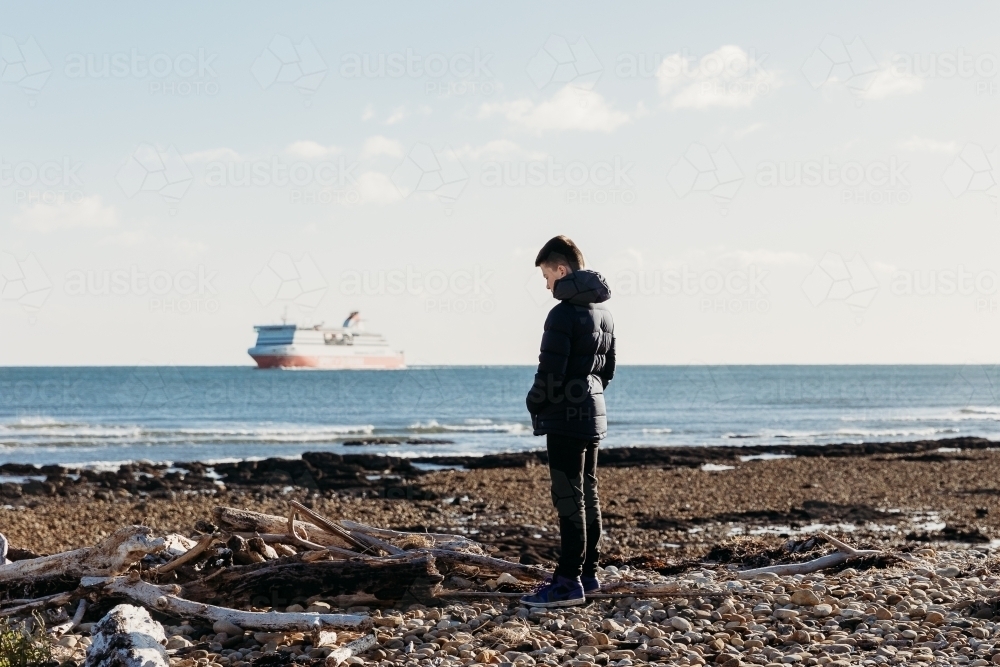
[2,365,1000,467]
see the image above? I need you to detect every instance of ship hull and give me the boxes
[250,353,405,370]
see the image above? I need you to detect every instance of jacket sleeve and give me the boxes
[598,331,616,389]
[526,306,572,416]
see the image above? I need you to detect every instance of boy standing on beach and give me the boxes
[521,236,616,608]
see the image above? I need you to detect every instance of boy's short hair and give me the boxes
[535,235,585,271]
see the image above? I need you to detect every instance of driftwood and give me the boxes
[288,501,371,552]
[82,576,370,631]
[249,529,352,556]
[155,533,215,574]
[0,526,164,583]
[214,507,352,549]
[416,549,548,580]
[182,554,443,605]
[326,633,377,666]
[0,591,73,618]
[340,520,485,553]
[738,532,881,579]
[51,598,88,636]
[0,532,7,566]
[83,603,168,667]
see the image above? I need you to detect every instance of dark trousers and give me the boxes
[546,434,602,578]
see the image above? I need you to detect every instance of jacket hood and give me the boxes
[552,269,611,305]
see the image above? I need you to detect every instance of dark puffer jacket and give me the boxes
[526,269,616,439]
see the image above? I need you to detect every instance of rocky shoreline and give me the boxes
[6,437,1000,666]
[3,436,1000,559]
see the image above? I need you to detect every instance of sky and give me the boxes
[2,1,1000,366]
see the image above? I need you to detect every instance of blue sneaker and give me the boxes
[581,573,600,594]
[520,574,586,608]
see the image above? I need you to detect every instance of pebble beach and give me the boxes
[5,440,1000,665]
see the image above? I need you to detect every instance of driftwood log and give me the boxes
[738,532,882,578]
[0,526,164,584]
[340,520,484,553]
[326,633,377,666]
[213,507,352,549]
[182,554,443,605]
[83,603,168,667]
[82,576,370,631]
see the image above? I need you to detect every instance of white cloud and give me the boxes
[478,85,631,134]
[182,148,241,163]
[361,104,375,121]
[285,141,342,159]
[714,249,813,267]
[864,66,923,100]
[385,106,408,125]
[453,139,547,161]
[13,195,118,232]
[98,230,146,246]
[98,231,207,257]
[734,122,764,138]
[657,45,781,109]
[898,135,959,154]
[360,135,405,160]
[357,171,402,205]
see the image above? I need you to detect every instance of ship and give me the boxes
[248,311,405,369]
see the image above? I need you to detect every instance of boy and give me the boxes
[521,236,616,608]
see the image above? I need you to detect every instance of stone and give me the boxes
[790,589,821,606]
[213,620,243,637]
[936,567,961,578]
[496,573,520,585]
[773,609,798,620]
[992,654,1000,665]
[602,619,624,633]
[671,617,693,631]
[813,604,833,617]
[925,611,945,625]
[57,635,78,648]
[874,606,892,620]
[608,650,635,660]
[166,635,192,650]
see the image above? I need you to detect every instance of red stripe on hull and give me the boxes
[251,354,405,369]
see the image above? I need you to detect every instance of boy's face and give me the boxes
[540,262,571,293]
